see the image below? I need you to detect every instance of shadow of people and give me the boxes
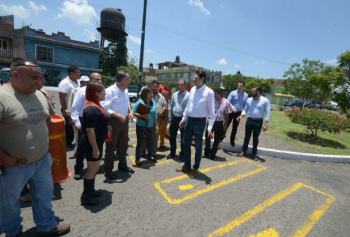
[190,172,212,185]
[81,190,113,213]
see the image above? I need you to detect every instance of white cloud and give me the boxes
[145,49,152,53]
[0,4,30,18]
[254,60,266,65]
[234,64,241,68]
[188,0,210,16]
[28,1,47,15]
[217,58,227,65]
[83,29,96,41]
[325,59,337,65]
[129,35,141,44]
[57,0,98,25]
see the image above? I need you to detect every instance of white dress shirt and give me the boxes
[70,86,86,127]
[101,84,130,117]
[182,84,216,131]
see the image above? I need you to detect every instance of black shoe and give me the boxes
[81,194,99,206]
[74,172,83,180]
[202,153,210,158]
[66,143,75,149]
[167,154,175,159]
[209,155,217,161]
[92,190,102,198]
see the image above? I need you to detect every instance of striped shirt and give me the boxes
[215,98,232,121]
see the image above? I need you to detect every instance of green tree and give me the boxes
[222,74,254,92]
[245,78,276,94]
[116,63,140,85]
[99,36,128,77]
[330,66,350,113]
[338,50,350,77]
[283,59,325,108]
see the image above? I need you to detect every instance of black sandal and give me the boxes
[118,167,135,174]
[104,171,117,180]
[148,156,158,163]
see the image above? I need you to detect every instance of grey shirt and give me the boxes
[169,90,189,119]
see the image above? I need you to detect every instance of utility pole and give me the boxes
[137,0,148,96]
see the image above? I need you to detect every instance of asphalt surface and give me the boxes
[5,89,350,237]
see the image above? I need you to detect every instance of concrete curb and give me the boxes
[217,141,350,164]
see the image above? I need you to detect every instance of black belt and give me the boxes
[189,117,206,120]
[173,116,182,119]
[248,117,263,121]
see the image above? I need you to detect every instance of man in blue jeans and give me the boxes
[167,79,189,161]
[0,58,70,237]
[177,70,216,179]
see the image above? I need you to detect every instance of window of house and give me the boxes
[177,73,181,79]
[169,73,175,79]
[36,45,53,62]
[183,73,189,79]
[0,39,8,49]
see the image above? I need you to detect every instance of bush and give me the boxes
[102,75,115,86]
[323,103,334,110]
[278,106,284,111]
[285,108,350,137]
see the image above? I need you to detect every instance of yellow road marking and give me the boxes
[248,228,279,237]
[208,182,336,237]
[128,151,194,168]
[129,128,135,131]
[129,132,136,135]
[179,184,194,191]
[128,140,170,148]
[155,159,266,204]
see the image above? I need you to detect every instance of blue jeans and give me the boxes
[183,118,206,170]
[0,152,57,236]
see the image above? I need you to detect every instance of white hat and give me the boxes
[80,76,89,82]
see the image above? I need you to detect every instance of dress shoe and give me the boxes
[36,223,70,236]
[189,169,199,179]
[66,143,75,149]
[167,154,175,159]
[253,154,259,161]
[92,190,102,198]
[74,172,83,180]
[80,194,99,206]
[202,153,210,158]
[176,166,191,173]
[238,151,245,157]
[209,155,217,161]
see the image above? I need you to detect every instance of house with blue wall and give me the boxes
[12,25,101,86]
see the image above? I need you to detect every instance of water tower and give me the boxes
[97,8,128,46]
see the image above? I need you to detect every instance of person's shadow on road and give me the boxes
[82,190,113,213]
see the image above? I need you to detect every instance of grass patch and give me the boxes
[269,111,350,155]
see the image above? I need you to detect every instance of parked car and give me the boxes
[306,102,323,109]
[128,92,138,103]
[323,101,340,110]
[284,99,302,107]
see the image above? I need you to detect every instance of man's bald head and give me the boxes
[89,72,102,83]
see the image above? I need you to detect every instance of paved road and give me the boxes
[10,89,350,237]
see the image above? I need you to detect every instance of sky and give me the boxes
[1,0,350,79]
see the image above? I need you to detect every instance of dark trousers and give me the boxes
[204,121,224,157]
[104,118,129,173]
[242,118,263,155]
[183,118,206,170]
[169,117,184,157]
[135,125,153,161]
[61,108,74,145]
[226,111,242,146]
[75,117,85,173]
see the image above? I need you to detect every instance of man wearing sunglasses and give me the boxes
[0,58,70,236]
[58,65,80,149]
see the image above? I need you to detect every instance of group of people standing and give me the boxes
[0,57,271,237]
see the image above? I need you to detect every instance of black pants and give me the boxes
[242,118,263,155]
[135,125,153,161]
[227,111,242,146]
[61,108,74,145]
[204,121,224,157]
[169,116,184,157]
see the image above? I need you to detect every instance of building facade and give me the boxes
[0,15,102,86]
[0,15,15,68]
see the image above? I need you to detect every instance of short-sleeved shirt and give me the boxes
[133,100,158,128]
[0,84,55,165]
[58,77,80,106]
[82,106,109,144]
[215,98,232,121]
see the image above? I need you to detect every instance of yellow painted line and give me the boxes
[248,228,279,237]
[129,140,170,148]
[179,184,194,191]
[155,159,266,205]
[130,138,137,141]
[129,132,136,135]
[49,133,65,140]
[129,128,136,131]
[208,182,336,237]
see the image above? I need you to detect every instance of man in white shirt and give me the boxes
[237,86,270,161]
[176,70,216,178]
[70,73,102,180]
[101,71,134,179]
[58,65,80,148]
